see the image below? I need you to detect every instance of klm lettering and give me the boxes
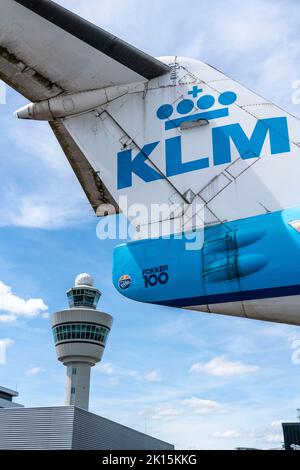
[117,117,290,189]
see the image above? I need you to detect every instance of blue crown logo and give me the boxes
[156,86,237,130]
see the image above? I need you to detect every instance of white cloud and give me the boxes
[0,281,48,321]
[2,191,88,230]
[107,377,119,386]
[127,369,141,380]
[256,325,299,344]
[0,314,17,323]
[97,365,162,383]
[152,405,182,421]
[144,370,161,382]
[190,356,259,377]
[212,430,241,439]
[26,366,45,376]
[95,362,114,375]
[182,397,225,415]
[266,433,283,444]
[271,420,283,429]
[0,115,90,230]
[152,396,225,421]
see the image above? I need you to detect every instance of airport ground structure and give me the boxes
[0,406,173,450]
[0,274,173,450]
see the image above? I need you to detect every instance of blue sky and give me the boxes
[1,0,300,450]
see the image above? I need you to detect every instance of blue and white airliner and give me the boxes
[2,0,300,325]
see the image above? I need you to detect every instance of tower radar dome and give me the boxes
[75,273,94,287]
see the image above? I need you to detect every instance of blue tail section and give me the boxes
[113,208,300,311]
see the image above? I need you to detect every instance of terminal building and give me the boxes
[0,274,173,450]
[282,422,300,451]
[0,406,172,450]
[0,386,23,409]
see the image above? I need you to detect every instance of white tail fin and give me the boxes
[1,1,298,238]
[49,56,297,238]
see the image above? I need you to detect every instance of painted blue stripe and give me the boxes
[155,284,300,308]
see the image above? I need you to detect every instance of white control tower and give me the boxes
[52,273,113,410]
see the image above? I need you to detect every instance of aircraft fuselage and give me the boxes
[113,207,300,325]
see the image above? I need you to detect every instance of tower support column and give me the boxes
[65,361,92,409]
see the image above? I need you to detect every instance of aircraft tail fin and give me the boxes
[1,1,299,239]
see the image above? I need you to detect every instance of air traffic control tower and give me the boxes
[52,273,113,410]
[0,274,173,450]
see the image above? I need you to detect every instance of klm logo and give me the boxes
[117,87,290,190]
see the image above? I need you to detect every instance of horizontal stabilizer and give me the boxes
[0,0,169,101]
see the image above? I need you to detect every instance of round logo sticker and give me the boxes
[118,274,132,290]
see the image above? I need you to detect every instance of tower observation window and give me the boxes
[52,323,110,346]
